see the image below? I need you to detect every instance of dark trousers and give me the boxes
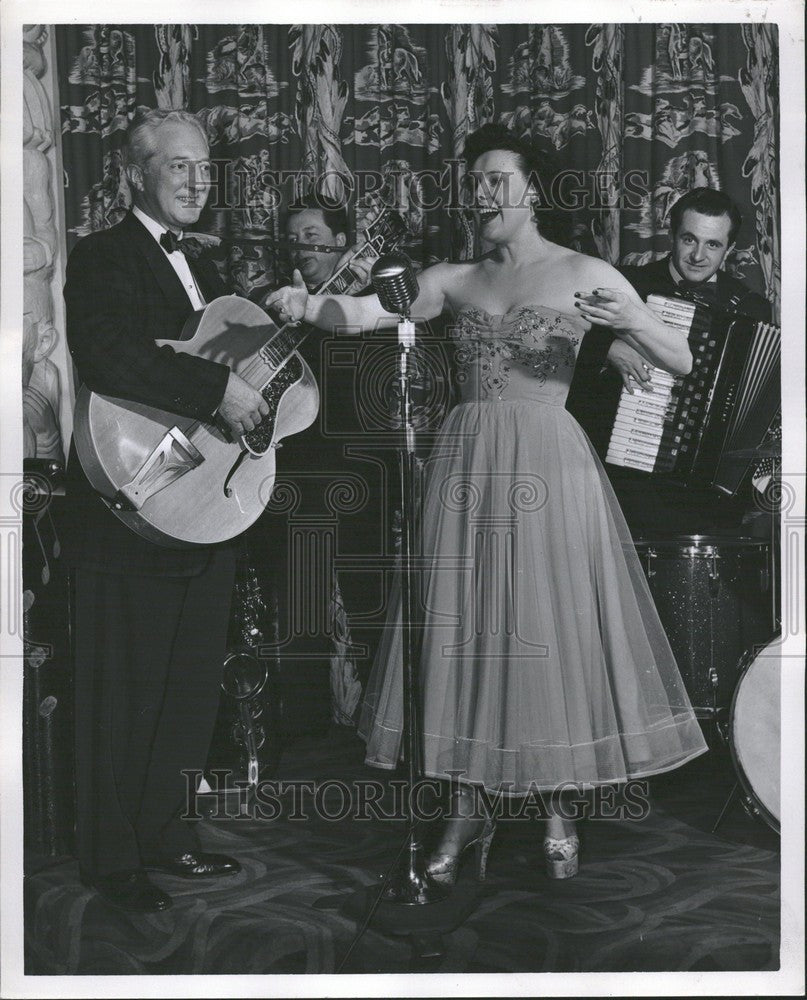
[72,548,236,879]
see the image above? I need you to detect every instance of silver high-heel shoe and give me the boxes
[543,832,580,879]
[425,816,496,886]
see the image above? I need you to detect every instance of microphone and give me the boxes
[371,253,419,317]
[372,253,419,351]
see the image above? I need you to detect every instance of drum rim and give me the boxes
[728,636,782,835]
[633,534,770,547]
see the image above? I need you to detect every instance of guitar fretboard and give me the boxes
[258,227,394,373]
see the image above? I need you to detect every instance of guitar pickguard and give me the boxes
[243,355,305,456]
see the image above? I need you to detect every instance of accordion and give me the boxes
[605,295,780,495]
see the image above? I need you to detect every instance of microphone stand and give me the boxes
[378,311,447,907]
[339,256,479,967]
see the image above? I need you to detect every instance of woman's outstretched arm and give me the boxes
[265,263,453,333]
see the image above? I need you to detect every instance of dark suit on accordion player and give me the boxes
[567,188,772,537]
[62,110,270,912]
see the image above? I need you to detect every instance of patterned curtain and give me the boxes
[56,22,779,317]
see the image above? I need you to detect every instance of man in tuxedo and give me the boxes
[63,109,268,911]
[567,187,772,535]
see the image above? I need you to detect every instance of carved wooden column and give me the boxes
[23,24,71,463]
[22,25,75,857]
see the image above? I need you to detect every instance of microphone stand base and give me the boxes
[342,880,479,941]
[378,866,448,906]
[337,848,479,968]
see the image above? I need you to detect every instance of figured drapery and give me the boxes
[55,22,778,312]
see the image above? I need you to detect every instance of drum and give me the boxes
[730,639,781,832]
[634,535,774,717]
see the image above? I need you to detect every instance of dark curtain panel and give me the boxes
[55,22,779,317]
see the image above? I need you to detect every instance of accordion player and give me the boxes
[567,290,779,537]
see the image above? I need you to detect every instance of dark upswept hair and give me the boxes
[668,187,742,245]
[462,123,568,244]
[287,191,349,241]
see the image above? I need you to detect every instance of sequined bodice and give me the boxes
[451,304,585,405]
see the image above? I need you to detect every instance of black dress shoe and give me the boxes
[144,851,241,879]
[89,870,172,912]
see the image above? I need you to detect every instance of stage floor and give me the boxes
[24,727,779,976]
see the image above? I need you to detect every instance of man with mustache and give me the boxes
[62,109,267,911]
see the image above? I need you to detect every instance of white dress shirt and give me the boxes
[668,258,719,286]
[132,205,206,310]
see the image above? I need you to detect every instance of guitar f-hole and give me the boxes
[223,447,250,497]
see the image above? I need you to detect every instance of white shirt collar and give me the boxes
[132,205,182,246]
[668,257,718,285]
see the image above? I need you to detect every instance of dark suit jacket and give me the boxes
[63,211,233,575]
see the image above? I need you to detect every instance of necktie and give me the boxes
[159,231,203,260]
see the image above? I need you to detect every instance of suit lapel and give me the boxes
[715,271,737,310]
[122,212,197,319]
[655,256,675,288]
[190,255,227,303]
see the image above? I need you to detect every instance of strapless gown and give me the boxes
[357,304,708,792]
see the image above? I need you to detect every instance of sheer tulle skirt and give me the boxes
[357,399,708,792]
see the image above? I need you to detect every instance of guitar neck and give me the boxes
[258,230,388,370]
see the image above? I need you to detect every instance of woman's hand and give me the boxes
[607,340,654,394]
[573,287,643,332]
[264,268,309,324]
[574,279,691,375]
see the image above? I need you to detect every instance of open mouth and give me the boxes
[477,208,500,225]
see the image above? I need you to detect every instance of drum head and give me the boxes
[731,647,780,831]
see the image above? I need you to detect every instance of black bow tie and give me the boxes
[160,231,203,259]
[675,280,717,305]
